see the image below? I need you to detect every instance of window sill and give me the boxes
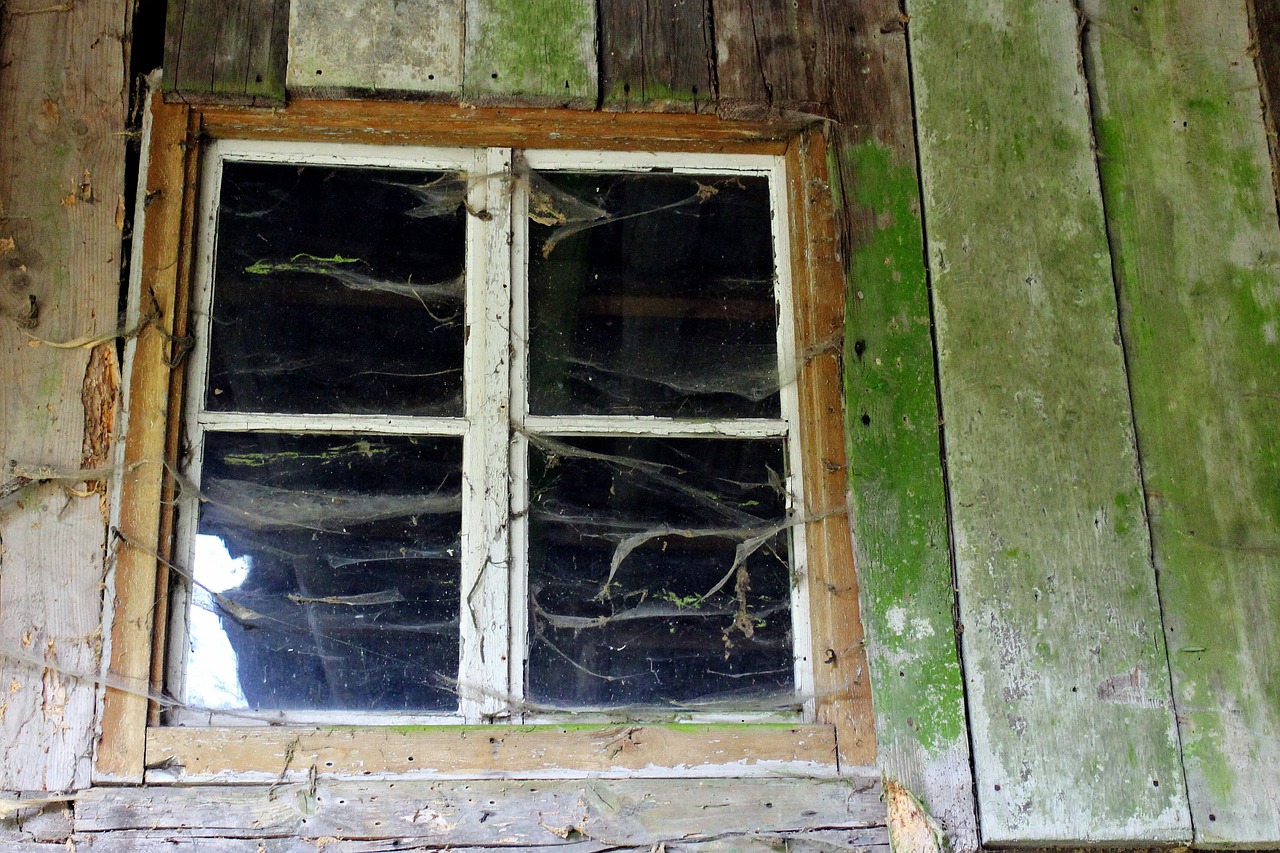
[143,722,839,783]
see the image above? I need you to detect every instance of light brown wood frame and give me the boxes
[96,95,874,782]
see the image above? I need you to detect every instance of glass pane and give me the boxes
[207,161,467,416]
[528,171,780,418]
[185,433,462,713]
[526,437,794,712]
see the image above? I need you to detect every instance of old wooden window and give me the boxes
[98,98,871,781]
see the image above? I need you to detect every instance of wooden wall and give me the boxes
[1,0,1278,849]
[0,0,134,793]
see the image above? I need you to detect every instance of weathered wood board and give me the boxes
[0,0,132,791]
[823,3,977,850]
[74,776,885,845]
[164,0,288,103]
[712,0,822,115]
[287,0,463,96]
[906,0,1191,844]
[599,0,713,112]
[1251,0,1280,200]
[462,0,597,106]
[1083,0,1280,845]
[143,724,838,782]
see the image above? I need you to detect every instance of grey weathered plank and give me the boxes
[1083,0,1280,845]
[0,0,132,792]
[820,2,977,850]
[462,0,597,106]
[164,0,287,103]
[906,0,1191,844]
[75,776,884,844]
[287,0,464,96]
[599,0,714,112]
[60,830,890,852]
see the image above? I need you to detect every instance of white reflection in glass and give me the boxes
[186,534,250,709]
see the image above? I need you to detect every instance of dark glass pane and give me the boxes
[528,171,779,418]
[185,433,462,713]
[207,161,466,415]
[526,437,793,712]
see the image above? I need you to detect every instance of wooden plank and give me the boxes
[94,93,193,782]
[1250,0,1280,206]
[812,2,978,849]
[75,775,884,843]
[24,832,891,853]
[286,0,463,96]
[906,0,1191,844]
[786,132,876,768]
[164,0,287,103]
[59,833,889,853]
[1082,0,1280,845]
[194,100,801,151]
[711,0,823,115]
[0,0,132,792]
[143,724,837,782]
[462,0,597,106]
[599,0,714,112]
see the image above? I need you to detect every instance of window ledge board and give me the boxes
[143,723,839,782]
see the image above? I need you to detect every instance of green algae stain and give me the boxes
[466,0,594,99]
[834,137,965,753]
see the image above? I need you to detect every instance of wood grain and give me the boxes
[75,775,884,844]
[0,0,132,792]
[95,93,192,782]
[712,0,822,115]
[194,100,800,151]
[786,131,876,769]
[1083,0,1280,844]
[600,0,714,112]
[907,0,1190,844]
[163,0,287,103]
[1250,0,1280,207]
[143,724,837,782]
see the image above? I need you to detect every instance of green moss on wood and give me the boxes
[464,0,596,102]
[1087,2,1280,840]
[838,137,967,756]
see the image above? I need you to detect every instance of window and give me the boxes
[99,97,872,781]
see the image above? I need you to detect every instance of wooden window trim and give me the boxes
[96,93,873,782]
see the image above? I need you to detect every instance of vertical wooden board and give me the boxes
[599,0,714,112]
[1083,1,1280,844]
[906,0,1190,844]
[462,0,596,106]
[0,0,131,790]
[287,0,463,95]
[1250,0,1280,202]
[240,0,289,101]
[721,0,980,844]
[712,0,821,113]
[94,94,192,782]
[164,0,287,103]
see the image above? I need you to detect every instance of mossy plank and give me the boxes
[1083,0,1280,844]
[462,0,596,106]
[817,1,978,849]
[907,0,1190,843]
[599,0,713,112]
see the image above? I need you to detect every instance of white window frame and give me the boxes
[165,139,813,728]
